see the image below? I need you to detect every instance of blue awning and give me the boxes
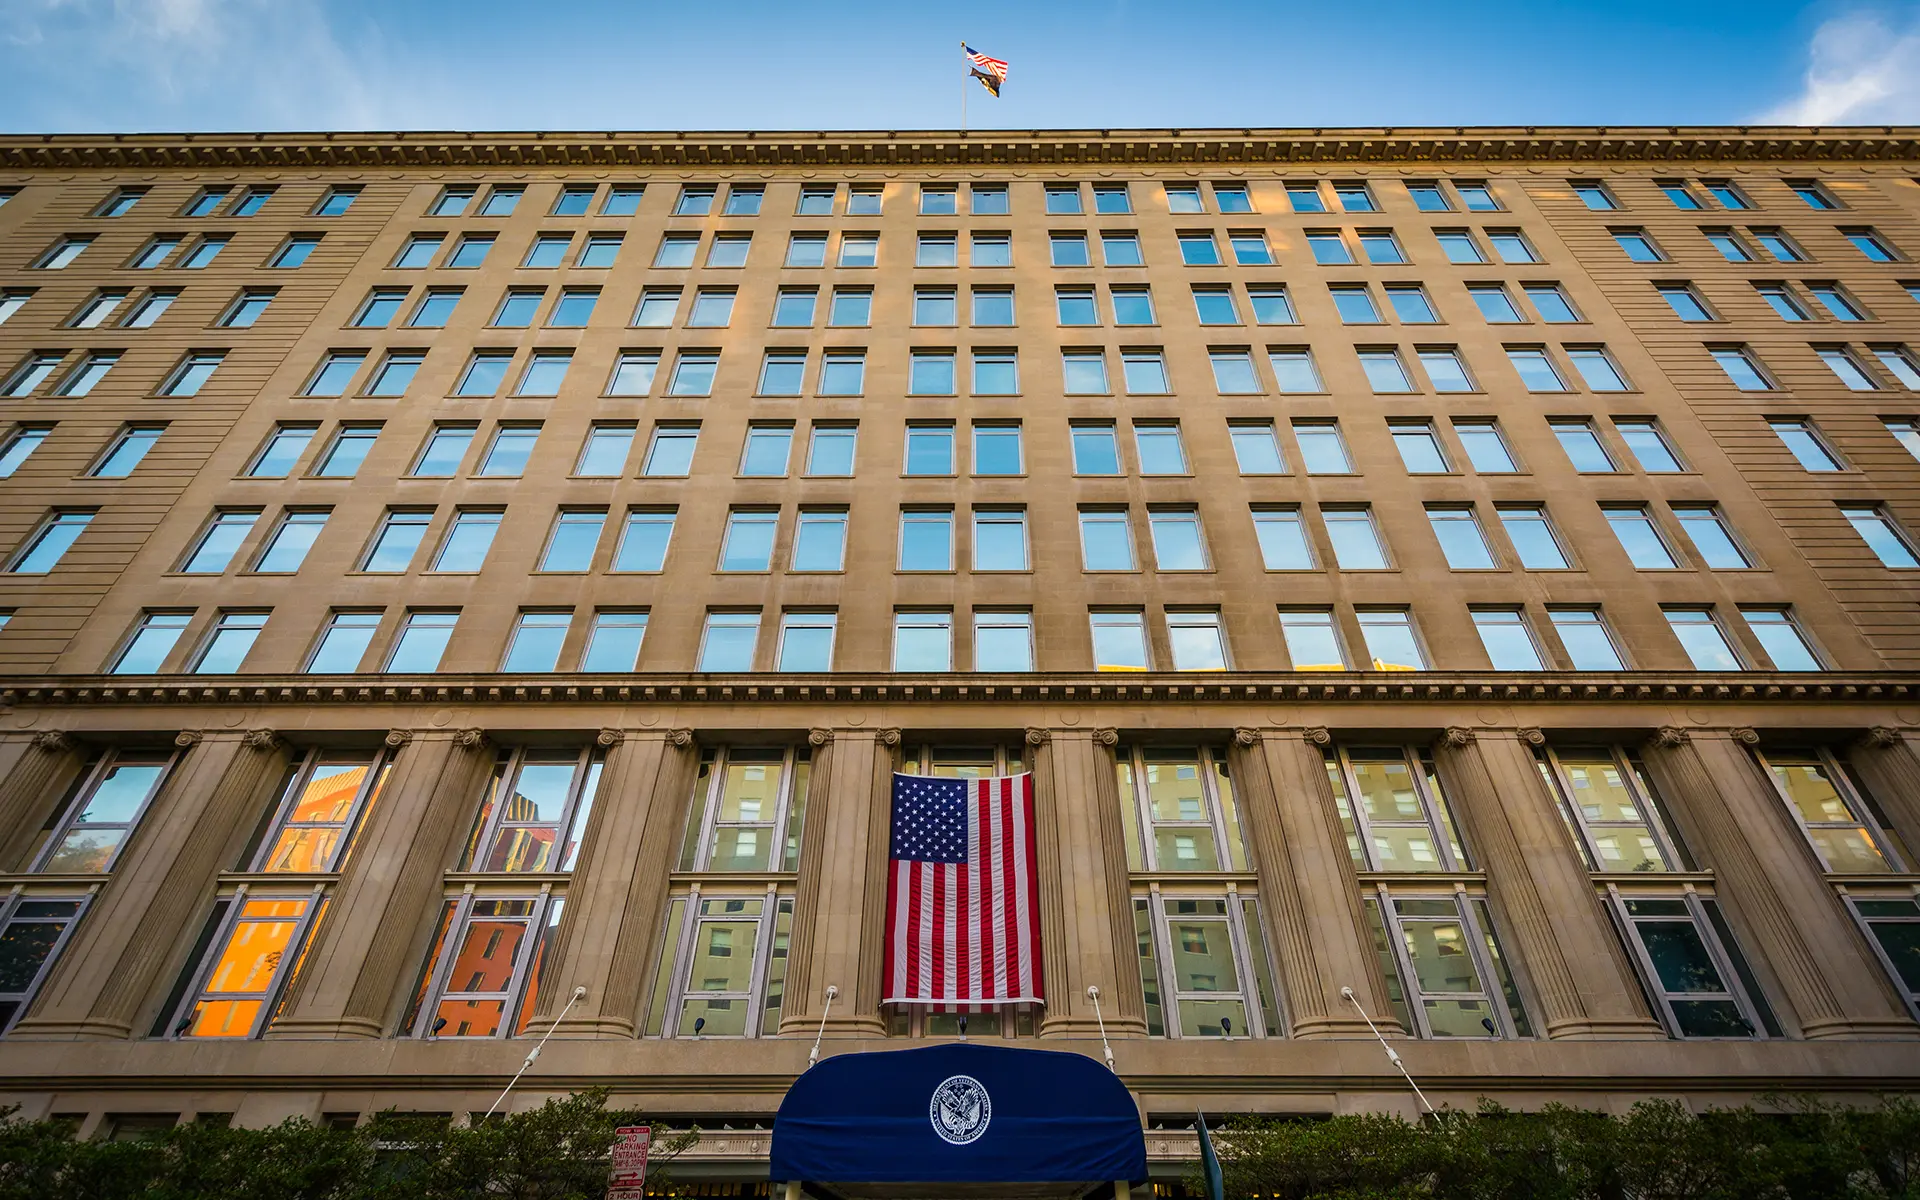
[771,1043,1146,1185]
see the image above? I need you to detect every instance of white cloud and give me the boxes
[0,0,410,130]
[1763,8,1920,125]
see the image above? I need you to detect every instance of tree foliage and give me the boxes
[0,1088,699,1200]
[1204,1096,1920,1200]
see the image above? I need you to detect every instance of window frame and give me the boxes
[30,748,178,874]
[1604,888,1769,1039]
[1365,887,1528,1039]
[1328,744,1468,872]
[163,887,326,1040]
[406,891,563,1040]
[1754,748,1904,874]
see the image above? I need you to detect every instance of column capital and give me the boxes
[383,729,414,749]
[1024,727,1051,747]
[1516,726,1546,747]
[452,727,488,749]
[808,728,834,746]
[241,728,281,751]
[29,730,73,753]
[1232,727,1260,747]
[1092,727,1118,746]
[877,727,902,746]
[1727,726,1761,746]
[173,730,204,749]
[1302,725,1331,746]
[666,727,694,747]
[595,728,624,748]
[1859,725,1907,749]
[1649,725,1690,748]
[1437,726,1475,748]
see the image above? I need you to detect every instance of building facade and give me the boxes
[0,127,1918,1156]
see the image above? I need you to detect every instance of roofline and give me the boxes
[3,125,1919,170]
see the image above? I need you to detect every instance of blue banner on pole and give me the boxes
[771,1043,1146,1184]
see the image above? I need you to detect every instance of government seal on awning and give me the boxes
[929,1074,990,1145]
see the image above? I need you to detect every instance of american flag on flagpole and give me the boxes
[962,43,1008,97]
[884,772,1043,1010]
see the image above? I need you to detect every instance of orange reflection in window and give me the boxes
[185,897,309,1038]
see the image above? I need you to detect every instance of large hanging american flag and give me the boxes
[962,43,1008,97]
[884,772,1043,1010]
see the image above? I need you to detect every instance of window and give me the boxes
[315,186,359,216]
[502,611,572,672]
[1451,416,1512,468]
[1134,423,1188,474]
[838,233,877,267]
[972,350,1018,395]
[1769,419,1843,470]
[1548,608,1626,670]
[679,288,734,329]
[607,351,659,396]
[1122,349,1169,394]
[1112,287,1155,324]
[1090,610,1149,671]
[1306,231,1352,265]
[773,611,836,672]
[1101,232,1142,266]
[1659,283,1713,321]
[0,425,52,478]
[974,184,1011,214]
[1611,230,1663,262]
[1665,608,1741,669]
[806,425,856,476]
[1,354,62,397]
[95,187,145,217]
[1229,422,1285,474]
[431,510,501,572]
[916,233,957,268]
[1813,345,1879,391]
[702,233,749,268]
[1840,504,1920,568]
[405,895,563,1039]
[1469,284,1522,324]
[583,611,648,672]
[1331,285,1382,324]
[1524,282,1580,321]
[1359,349,1415,392]
[1844,229,1899,262]
[182,510,259,574]
[387,611,458,672]
[739,424,793,477]
[130,236,182,269]
[1472,608,1545,670]
[302,351,365,397]
[1697,229,1751,264]
[796,185,836,216]
[898,509,954,571]
[252,510,328,573]
[913,287,955,327]
[1163,183,1203,213]
[1659,181,1702,209]
[1092,183,1129,213]
[974,422,1022,475]
[1192,286,1239,325]
[723,185,763,216]
[365,351,423,397]
[1847,898,1920,1019]
[675,185,715,216]
[1612,895,1768,1038]
[305,611,380,673]
[180,235,228,269]
[361,509,431,573]
[1286,183,1326,212]
[772,288,816,327]
[1435,230,1487,264]
[719,509,778,572]
[1872,346,1920,390]
[404,425,472,479]
[972,232,1012,266]
[538,510,606,573]
[1739,608,1822,671]
[1209,349,1260,393]
[1351,229,1402,264]
[1495,506,1570,569]
[1752,282,1809,321]
[973,509,1029,571]
[1386,284,1437,323]
[1612,419,1683,472]
[1356,609,1426,669]
[615,509,676,571]
[1072,423,1120,474]
[112,612,191,673]
[91,425,163,478]
[548,287,599,328]
[676,743,810,872]
[1753,228,1806,263]
[643,425,698,476]
[1488,230,1537,263]
[1807,283,1867,322]
[0,897,88,1033]
[1672,504,1750,569]
[268,235,321,269]
[1884,418,1920,462]
[31,750,174,873]
[1051,233,1090,267]
[1365,892,1531,1039]
[791,509,848,572]
[1326,745,1467,871]
[191,611,268,674]
[819,351,864,395]
[1041,183,1084,214]
[1230,232,1273,265]
[1079,509,1136,571]
[55,353,118,398]
[1324,508,1388,569]
[1057,287,1098,326]
[967,610,1033,672]
[34,236,92,270]
[1506,347,1568,391]
[1427,507,1496,569]
[492,289,543,328]
[648,889,795,1039]
[214,288,273,328]
[314,425,378,477]
[910,350,955,395]
[429,186,474,216]
[893,611,953,671]
[1252,508,1313,570]
[1567,346,1630,391]
[121,289,176,328]
[1604,505,1678,569]
[668,351,717,396]
[1115,746,1248,872]
[656,234,700,268]
[0,291,31,326]
[159,352,224,397]
[1294,421,1351,473]
[1702,180,1750,210]
[1274,609,1344,670]
[1418,348,1475,392]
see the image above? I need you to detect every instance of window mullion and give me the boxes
[1683,891,1762,1037]
[746,882,778,1037]
[471,750,525,871]
[1342,751,1382,870]
[1378,885,1431,1037]
[174,883,248,1039]
[1147,883,1179,1038]
[1453,888,1508,1037]
[661,885,701,1037]
[250,884,325,1037]
[1546,750,1607,870]
[766,749,796,873]
[693,751,725,871]
[1222,886,1263,1037]
[418,889,476,1038]
[1130,749,1159,871]
[1409,745,1457,871]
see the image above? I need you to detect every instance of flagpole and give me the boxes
[960,40,968,133]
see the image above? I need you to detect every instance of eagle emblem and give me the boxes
[929,1074,991,1145]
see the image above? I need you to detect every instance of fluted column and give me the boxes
[1849,727,1920,853]
[1230,728,1395,1037]
[533,728,697,1037]
[267,728,494,1040]
[0,731,86,870]
[1640,727,1917,1040]
[1033,727,1144,1038]
[13,729,288,1040]
[1432,728,1664,1040]
[780,728,892,1037]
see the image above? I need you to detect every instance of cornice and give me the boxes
[1,126,1917,171]
[2,671,1917,709]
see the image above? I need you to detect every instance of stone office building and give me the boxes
[0,127,1917,1154]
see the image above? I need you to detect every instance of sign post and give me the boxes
[608,1125,651,1200]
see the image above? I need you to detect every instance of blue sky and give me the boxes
[2,0,1918,132]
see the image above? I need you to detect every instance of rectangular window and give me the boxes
[1427,507,1496,569]
[675,185,715,216]
[655,234,700,268]
[719,510,778,572]
[1840,504,1920,568]
[1100,232,1142,265]
[1613,895,1768,1038]
[1252,507,1313,570]
[1664,607,1742,670]
[898,509,954,571]
[1294,420,1351,473]
[502,611,572,673]
[1327,745,1467,870]
[1390,420,1450,476]
[667,351,717,396]
[1193,286,1239,326]
[1278,609,1346,669]
[1071,423,1120,474]
[723,185,763,216]
[313,425,378,477]
[1470,284,1523,323]
[893,611,953,672]
[1230,232,1273,265]
[1115,746,1250,875]
[973,422,1022,475]
[0,896,87,1032]
[914,287,956,326]
[791,508,848,572]
[1885,418,1920,461]
[1472,608,1545,670]
[1122,349,1169,394]
[1079,509,1136,571]
[1323,507,1388,569]
[1134,422,1187,474]
[739,424,793,477]
[34,236,92,270]
[1844,228,1899,262]
[1357,230,1404,265]
[1091,610,1149,671]
[910,351,955,395]
[758,352,805,396]
[130,236,182,269]
[916,233,957,268]
[605,350,659,397]
[1,354,62,398]
[190,611,268,674]
[1229,422,1285,474]
[582,611,648,672]
[410,424,475,478]
[213,288,273,328]
[1614,419,1683,472]
[32,750,173,873]
[777,611,836,672]
[538,510,606,573]
[364,350,423,398]
[180,235,228,269]
[1612,229,1664,262]
[614,508,676,572]
[972,232,1011,267]
[1356,610,1426,669]
[1496,505,1570,569]
[838,233,877,267]
[0,291,33,326]
[1051,233,1090,267]
[267,235,321,269]
[1567,346,1630,391]
[361,510,431,573]
[1147,509,1207,571]
[1286,183,1326,212]
[1871,346,1920,390]
[1363,893,1529,1038]
[972,349,1018,395]
[304,611,380,673]
[0,424,52,478]
[973,184,1011,214]
[548,287,600,328]
[430,510,500,572]
[1770,419,1844,470]
[387,611,458,672]
[1306,231,1352,265]
[1062,350,1110,394]
[1209,348,1260,393]
[973,509,1029,571]
[772,287,817,327]
[477,425,539,477]
[1506,347,1568,391]
[1178,232,1222,266]
[166,893,324,1039]
[552,185,596,215]
[1604,505,1678,569]
[159,352,224,397]
[1548,608,1626,670]
[1114,286,1160,325]
[806,424,857,476]
[1672,504,1751,569]
[1435,230,1487,264]
[1739,608,1823,672]
[818,351,864,395]
[405,894,564,1039]
[1817,346,1879,391]
[112,611,191,673]
[1386,284,1437,323]
[1847,898,1920,1019]
[252,510,328,573]
[182,510,260,574]
[55,352,119,398]
[1488,230,1538,263]
[1359,348,1414,392]
[1570,180,1617,210]
[973,610,1034,672]
[643,425,698,476]
[1331,285,1382,324]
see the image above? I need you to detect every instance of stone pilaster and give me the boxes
[1231,728,1397,1038]
[780,728,893,1037]
[1639,727,1917,1040]
[1848,727,1920,855]
[1432,728,1665,1040]
[1033,727,1145,1038]
[12,730,288,1040]
[532,728,698,1037]
[266,728,495,1040]
[0,731,86,870]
